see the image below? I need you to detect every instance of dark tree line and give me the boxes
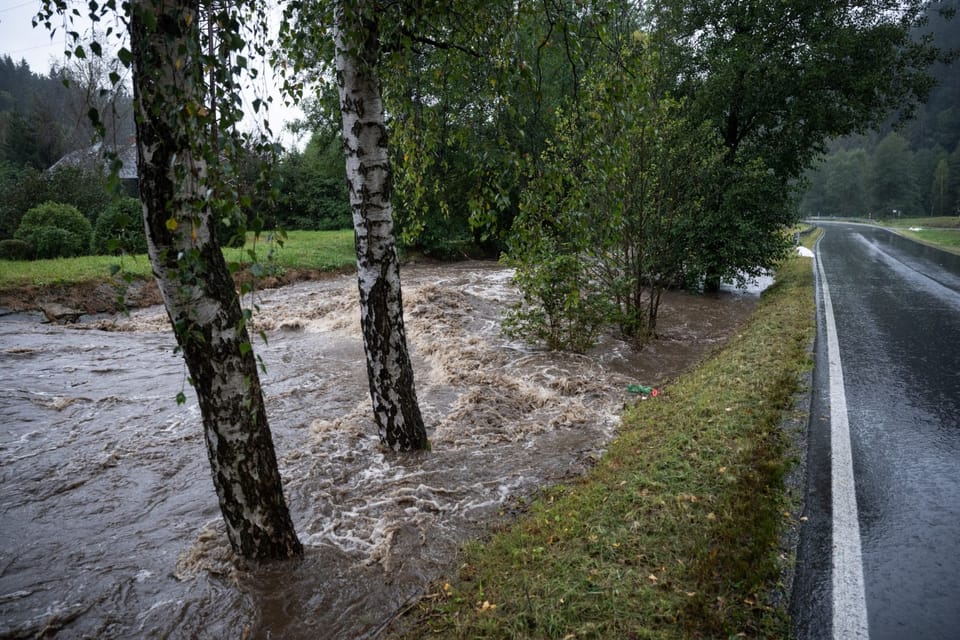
[800,0,960,218]
[0,54,135,170]
[0,53,350,252]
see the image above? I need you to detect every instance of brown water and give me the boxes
[0,261,760,639]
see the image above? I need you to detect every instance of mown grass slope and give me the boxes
[390,247,817,639]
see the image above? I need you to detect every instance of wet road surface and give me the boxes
[793,224,960,639]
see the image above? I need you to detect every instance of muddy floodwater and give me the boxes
[0,261,760,639]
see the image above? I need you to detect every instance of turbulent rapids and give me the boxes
[0,261,759,639]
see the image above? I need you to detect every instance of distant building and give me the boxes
[48,140,139,196]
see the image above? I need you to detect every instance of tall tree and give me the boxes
[870,131,921,216]
[648,0,943,287]
[129,0,302,559]
[38,0,303,560]
[948,144,960,215]
[930,155,951,216]
[824,149,870,217]
[331,1,428,451]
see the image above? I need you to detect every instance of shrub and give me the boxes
[92,197,147,255]
[0,164,43,240]
[44,165,112,225]
[0,238,32,260]
[0,164,112,240]
[33,227,86,259]
[14,201,93,259]
[502,250,610,353]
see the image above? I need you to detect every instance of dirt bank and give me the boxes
[0,267,351,316]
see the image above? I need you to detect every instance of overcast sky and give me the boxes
[0,0,306,149]
[0,0,72,75]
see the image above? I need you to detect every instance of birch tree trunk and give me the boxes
[130,0,302,560]
[334,1,429,451]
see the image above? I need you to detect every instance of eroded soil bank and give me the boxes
[0,261,761,639]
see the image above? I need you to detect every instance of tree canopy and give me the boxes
[644,0,945,287]
[799,0,960,218]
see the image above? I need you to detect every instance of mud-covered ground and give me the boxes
[0,267,347,317]
[0,261,765,639]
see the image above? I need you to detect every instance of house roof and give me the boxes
[48,141,138,180]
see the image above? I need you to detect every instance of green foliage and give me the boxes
[91,197,147,255]
[46,165,114,224]
[0,109,64,170]
[502,246,609,353]
[802,141,958,222]
[0,163,112,240]
[0,238,32,260]
[15,201,92,259]
[797,2,960,218]
[268,140,351,231]
[870,132,923,216]
[691,157,794,289]
[648,0,944,281]
[0,161,27,239]
[931,157,952,216]
[0,54,135,170]
[33,226,86,259]
[280,0,630,256]
[506,46,722,350]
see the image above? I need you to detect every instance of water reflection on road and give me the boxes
[0,261,758,639]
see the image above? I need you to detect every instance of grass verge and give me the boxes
[879,216,960,229]
[0,229,356,291]
[390,250,816,639]
[868,217,960,255]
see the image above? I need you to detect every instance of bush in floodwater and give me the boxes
[502,249,609,353]
[15,202,93,259]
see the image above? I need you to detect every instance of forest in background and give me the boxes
[800,5,960,218]
[0,52,351,254]
[2,0,956,264]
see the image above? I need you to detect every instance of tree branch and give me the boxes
[398,27,483,58]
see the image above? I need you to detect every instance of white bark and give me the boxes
[334,2,428,451]
[131,0,301,559]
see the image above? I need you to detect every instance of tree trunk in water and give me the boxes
[334,2,429,451]
[703,272,722,293]
[130,0,301,560]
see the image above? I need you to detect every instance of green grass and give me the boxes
[900,228,960,252]
[226,229,356,271]
[0,229,356,290]
[390,249,816,639]
[873,217,960,254]
[879,216,960,229]
[0,253,154,289]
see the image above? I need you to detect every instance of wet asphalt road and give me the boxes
[792,223,960,639]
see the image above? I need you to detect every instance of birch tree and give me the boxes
[39,0,303,560]
[332,1,428,451]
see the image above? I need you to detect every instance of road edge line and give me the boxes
[815,235,870,639]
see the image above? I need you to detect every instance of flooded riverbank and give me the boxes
[0,261,760,639]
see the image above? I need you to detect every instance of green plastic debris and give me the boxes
[627,384,659,397]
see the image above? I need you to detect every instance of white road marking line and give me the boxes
[815,236,870,639]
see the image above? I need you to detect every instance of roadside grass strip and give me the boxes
[395,253,815,639]
[898,228,960,253]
